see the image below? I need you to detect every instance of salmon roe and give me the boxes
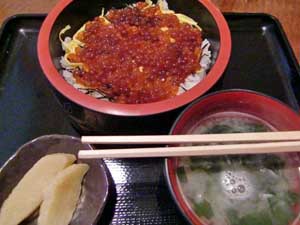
[68,2,202,104]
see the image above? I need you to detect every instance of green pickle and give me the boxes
[194,199,214,219]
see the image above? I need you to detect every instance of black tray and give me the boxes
[1,13,300,225]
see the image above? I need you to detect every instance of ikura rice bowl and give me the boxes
[59,0,211,104]
[175,114,300,225]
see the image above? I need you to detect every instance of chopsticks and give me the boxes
[78,131,300,159]
[78,141,300,159]
[81,131,300,145]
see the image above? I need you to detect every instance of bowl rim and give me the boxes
[164,89,300,225]
[37,0,231,116]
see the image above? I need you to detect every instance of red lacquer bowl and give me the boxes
[37,0,231,117]
[165,90,300,225]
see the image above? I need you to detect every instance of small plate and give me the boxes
[0,134,109,225]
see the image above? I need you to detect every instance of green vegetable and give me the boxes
[284,191,299,205]
[226,209,240,225]
[206,124,240,134]
[239,211,272,225]
[204,122,268,134]
[241,155,265,169]
[227,209,274,225]
[268,196,295,225]
[240,154,284,171]
[263,154,285,171]
[249,123,269,132]
[176,167,187,183]
[194,199,214,219]
[190,156,225,172]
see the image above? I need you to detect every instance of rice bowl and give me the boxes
[37,0,231,134]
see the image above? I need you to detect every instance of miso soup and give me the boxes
[176,113,300,225]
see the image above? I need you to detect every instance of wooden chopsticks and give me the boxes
[81,131,300,145]
[78,141,300,159]
[78,131,300,159]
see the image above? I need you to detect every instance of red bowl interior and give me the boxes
[37,0,231,116]
[166,90,300,225]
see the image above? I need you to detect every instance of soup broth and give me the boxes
[176,113,300,225]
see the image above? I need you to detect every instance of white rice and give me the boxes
[177,39,211,95]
